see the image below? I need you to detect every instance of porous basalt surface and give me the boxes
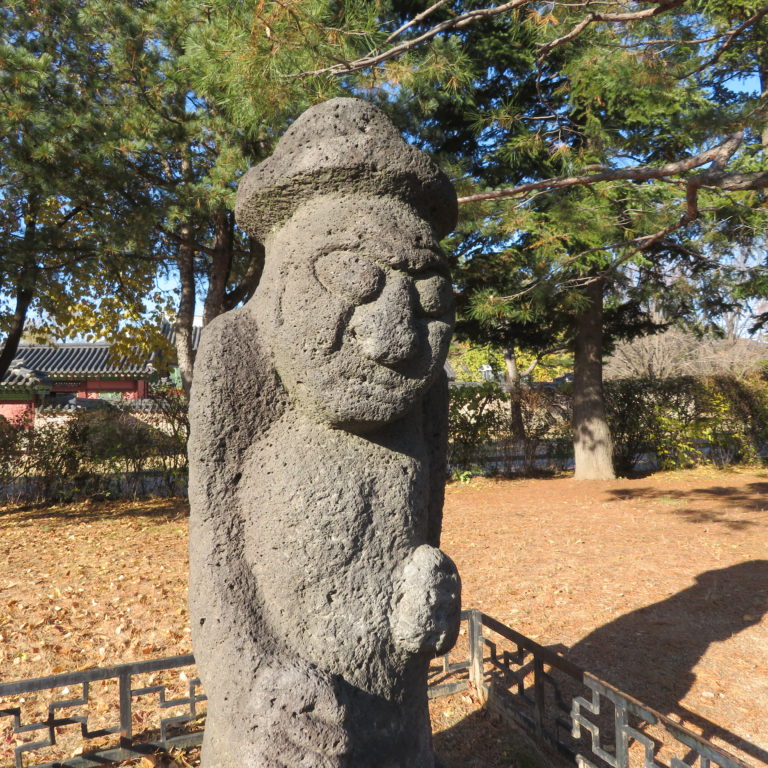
[235,97,458,244]
[189,97,461,767]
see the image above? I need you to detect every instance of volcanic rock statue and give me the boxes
[188,97,461,768]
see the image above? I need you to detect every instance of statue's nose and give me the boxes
[350,275,418,365]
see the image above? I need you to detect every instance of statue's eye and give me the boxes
[314,251,383,304]
[414,273,453,317]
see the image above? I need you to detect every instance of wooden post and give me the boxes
[468,610,487,703]
[533,658,545,741]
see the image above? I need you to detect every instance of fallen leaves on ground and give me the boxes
[1,467,766,767]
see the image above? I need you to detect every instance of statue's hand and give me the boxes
[391,545,461,656]
[247,663,350,768]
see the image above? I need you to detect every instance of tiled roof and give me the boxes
[5,343,154,380]
[0,365,50,391]
[161,319,202,351]
[1,319,197,390]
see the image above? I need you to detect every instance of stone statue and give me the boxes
[188,97,461,768]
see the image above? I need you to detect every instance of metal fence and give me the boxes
[453,611,762,768]
[1,610,762,768]
[0,655,204,768]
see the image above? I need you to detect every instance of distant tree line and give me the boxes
[2,0,767,480]
[3,367,768,502]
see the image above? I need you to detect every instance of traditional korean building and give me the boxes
[0,342,156,424]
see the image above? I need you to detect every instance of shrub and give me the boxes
[448,383,506,472]
[0,393,189,503]
[448,383,571,475]
[495,387,571,474]
[448,373,768,478]
[23,416,91,499]
[605,378,704,472]
[0,415,25,498]
[605,374,768,473]
[147,383,189,490]
[700,375,768,467]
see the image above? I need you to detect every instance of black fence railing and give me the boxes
[462,611,762,768]
[1,611,762,768]
[0,654,204,768]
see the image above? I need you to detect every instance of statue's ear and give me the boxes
[189,308,284,479]
[422,370,450,548]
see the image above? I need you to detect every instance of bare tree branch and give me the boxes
[456,131,746,205]
[536,0,686,62]
[55,206,83,229]
[297,0,532,76]
[699,170,768,191]
[383,0,452,44]
[296,0,698,78]
[684,6,768,78]
[481,130,763,302]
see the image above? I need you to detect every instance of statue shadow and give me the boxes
[435,561,768,766]
[433,707,555,768]
[560,560,768,762]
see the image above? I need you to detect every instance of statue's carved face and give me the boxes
[257,194,454,432]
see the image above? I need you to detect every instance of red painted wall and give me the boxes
[51,379,143,399]
[0,400,36,425]
[1,378,150,424]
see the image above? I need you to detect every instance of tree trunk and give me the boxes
[572,279,615,480]
[174,222,197,397]
[223,237,266,311]
[503,346,526,440]
[760,54,768,150]
[0,265,37,382]
[202,209,234,326]
[0,203,39,382]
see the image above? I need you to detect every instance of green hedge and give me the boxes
[605,375,768,474]
[6,375,765,499]
[447,383,571,475]
[0,392,188,503]
[448,374,768,476]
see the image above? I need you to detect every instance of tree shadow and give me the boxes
[563,560,768,763]
[606,482,768,529]
[0,497,188,526]
[435,561,768,766]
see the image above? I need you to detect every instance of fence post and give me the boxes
[118,670,132,749]
[533,658,545,742]
[467,610,487,703]
[614,699,630,768]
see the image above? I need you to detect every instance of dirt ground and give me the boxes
[1,467,766,767]
[440,468,768,767]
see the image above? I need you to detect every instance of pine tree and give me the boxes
[0,0,165,379]
[1,0,370,391]
[337,1,768,478]
[82,0,371,392]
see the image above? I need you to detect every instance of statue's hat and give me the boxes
[235,97,458,243]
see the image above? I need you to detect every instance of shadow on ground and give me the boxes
[606,482,768,529]
[439,561,768,766]
[0,497,188,526]
[563,559,768,763]
[435,707,557,768]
